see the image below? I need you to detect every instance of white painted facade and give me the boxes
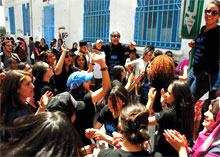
[2,0,213,62]
[0,6,6,27]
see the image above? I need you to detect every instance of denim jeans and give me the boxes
[186,68,218,103]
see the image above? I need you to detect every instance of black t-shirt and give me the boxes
[98,148,150,157]
[34,81,53,107]
[39,44,49,52]
[54,66,79,94]
[34,47,43,61]
[100,43,135,74]
[139,80,149,105]
[97,105,119,138]
[155,109,177,156]
[193,25,220,74]
[73,93,96,146]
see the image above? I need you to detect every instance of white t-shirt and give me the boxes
[127,58,148,77]
[93,51,106,79]
[74,51,91,63]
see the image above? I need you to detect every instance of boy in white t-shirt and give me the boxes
[92,45,106,90]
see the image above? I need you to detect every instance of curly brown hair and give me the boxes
[150,54,175,83]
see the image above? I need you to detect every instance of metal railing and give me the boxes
[134,0,182,49]
[83,0,110,42]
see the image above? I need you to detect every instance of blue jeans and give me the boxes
[186,68,218,103]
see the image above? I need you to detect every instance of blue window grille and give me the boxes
[134,0,182,50]
[43,5,54,46]
[8,7,16,34]
[22,3,31,36]
[83,0,110,42]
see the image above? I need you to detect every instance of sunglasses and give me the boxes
[205,9,219,16]
[111,35,120,38]
[65,54,71,58]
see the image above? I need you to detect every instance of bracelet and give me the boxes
[100,66,108,71]
[91,63,95,65]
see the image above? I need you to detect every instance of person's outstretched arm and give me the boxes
[54,44,67,75]
[91,53,111,104]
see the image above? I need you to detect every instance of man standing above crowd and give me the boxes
[95,31,136,74]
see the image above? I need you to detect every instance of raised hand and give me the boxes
[160,88,167,105]
[61,43,67,52]
[129,41,136,50]
[96,39,103,50]
[90,53,104,65]
[163,129,188,156]
[36,91,53,114]
[148,88,157,102]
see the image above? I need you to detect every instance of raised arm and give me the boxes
[146,87,157,115]
[91,54,111,104]
[129,41,136,50]
[125,63,133,74]
[96,39,103,50]
[54,44,67,75]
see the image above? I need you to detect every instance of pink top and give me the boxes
[175,59,189,75]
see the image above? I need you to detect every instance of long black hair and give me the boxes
[0,111,84,156]
[170,80,194,141]
[0,70,32,124]
[75,54,88,70]
[108,85,128,116]
[32,61,48,82]
[111,65,125,82]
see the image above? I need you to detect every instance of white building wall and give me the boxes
[67,0,84,47]
[0,6,6,27]
[110,0,136,44]
[3,0,29,37]
[2,0,214,62]
[54,0,84,47]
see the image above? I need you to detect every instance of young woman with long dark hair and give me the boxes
[147,80,194,156]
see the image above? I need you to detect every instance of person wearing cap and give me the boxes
[46,92,85,122]
[65,54,111,145]
[95,31,136,74]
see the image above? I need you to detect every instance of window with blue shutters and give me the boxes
[8,7,16,34]
[134,0,182,50]
[43,5,54,45]
[83,0,110,42]
[22,3,31,36]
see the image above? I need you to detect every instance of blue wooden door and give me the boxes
[8,7,16,34]
[22,3,31,36]
[43,5,54,46]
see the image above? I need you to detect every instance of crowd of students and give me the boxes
[0,0,220,156]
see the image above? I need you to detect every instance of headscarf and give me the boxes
[192,97,220,156]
